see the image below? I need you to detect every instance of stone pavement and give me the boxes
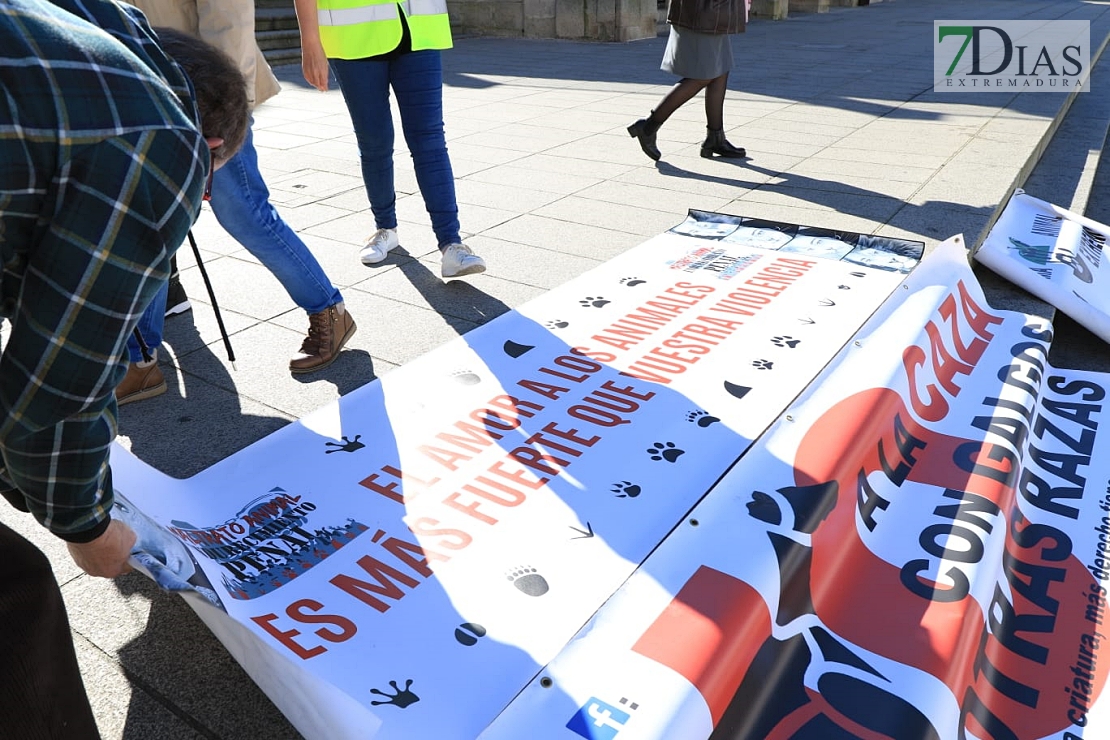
[4,0,1110,737]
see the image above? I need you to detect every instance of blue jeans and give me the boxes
[210,122,342,314]
[330,50,461,248]
[128,281,167,362]
[127,123,342,362]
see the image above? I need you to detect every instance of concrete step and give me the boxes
[975,31,1110,372]
[256,6,299,33]
[1039,46,1110,372]
[971,22,1110,251]
[264,48,303,68]
[255,0,300,60]
[1079,96,1110,226]
[1022,62,1110,217]
[256,28,301,52]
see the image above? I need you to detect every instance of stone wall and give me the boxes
[448,0,878,40]
[449,0,657,41]
[450,0,525,36]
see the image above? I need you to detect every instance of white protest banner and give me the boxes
[482,235,1110,740]
[976,189,1110,343]
[109,212,923,739]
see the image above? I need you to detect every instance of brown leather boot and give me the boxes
[289,302,357,374]
[116,353,166,406]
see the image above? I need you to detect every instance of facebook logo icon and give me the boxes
[566,697,634,740]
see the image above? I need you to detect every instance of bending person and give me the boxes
[0,0,248,734]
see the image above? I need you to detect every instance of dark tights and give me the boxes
[649,73,729,130]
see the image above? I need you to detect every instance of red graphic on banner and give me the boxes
[796,387,1107,739]
[630,280,1108,738]
[632,565,773,723]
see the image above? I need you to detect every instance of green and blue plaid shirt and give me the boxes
[0,0,207,541]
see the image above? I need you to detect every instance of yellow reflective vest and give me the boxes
[317,0,453,59]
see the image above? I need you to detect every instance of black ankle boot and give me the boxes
[627,116,662,161]
[701,127,746,159]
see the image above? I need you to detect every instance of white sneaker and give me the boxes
[441,243,486,278]
[360,228,399,265]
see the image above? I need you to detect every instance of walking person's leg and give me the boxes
[330,58,404,265]
[165,254,190,317]
[117,283,168,405]
[209,123,342,315]
[656,77,713,120]
[209,122,355,373]
[391,49,458,248]
[701,73,745,158]
[391,49,484,278]
[704,73,729,131]
[628,78,710,161]
[130,282,168,362]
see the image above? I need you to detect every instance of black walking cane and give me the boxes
[131,229,236,368]
[185,229,236,367]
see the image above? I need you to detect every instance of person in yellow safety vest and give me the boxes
[293,0,488,279]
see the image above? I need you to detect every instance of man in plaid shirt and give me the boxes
[0,0,248,734]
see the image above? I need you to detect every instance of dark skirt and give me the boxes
[661,25,733,80]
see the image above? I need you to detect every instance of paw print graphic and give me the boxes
[685,410,720,428]
[612,480,642,498]
[450,369,481,386]
[324,435,365,453]
[620,277,646,287]
[838,284,852,290]
[545,319,569,329]
[752,359,774,370]
[579,296,610,308]
[647,442,684,463]
[770,336,801,349]
[370,679,420,708]
[454,622,487,647]
[507,565,549,596]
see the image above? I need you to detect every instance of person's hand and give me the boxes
[301,42,330,92]
[67,519,137,578]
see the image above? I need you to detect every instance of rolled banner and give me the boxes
[976,188,1110,343]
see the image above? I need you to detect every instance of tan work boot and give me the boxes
[116,352,166,406]
[289,302,357,374]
